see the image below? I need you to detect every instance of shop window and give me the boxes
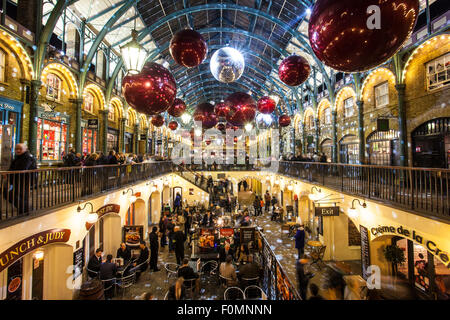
[82,128,97,155]
[426,52,450,91]
[344,97,354,118]
[375,81,389,108]
[84,92,94,114]
[0,50,6,82]
[347,218,361,246]
[307,115,314,130]
[37,118,68,161]
[46,73,61,101]
[368,130,400,166]
[434,254,450,300]
[324,107,331,125]
[108,106,115,122]
[395,238,409,279]
[413,243,430,292]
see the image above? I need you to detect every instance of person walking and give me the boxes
[271,195,278,213]
[173,226,187,265]
[7,143,37,215]
[264,191,271,214]
[174,192,182,214]
[149,226,160,272]
[294,226,306,259]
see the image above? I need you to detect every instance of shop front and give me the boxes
[107,128,119,152]
[412,117,450,168]
[124,132,133,154]
[339,135,359,164]
[36,108,69,163]
[367,130,400,166]
[0,96,22,169]
[320,138,333,162]
[81,119,98,156]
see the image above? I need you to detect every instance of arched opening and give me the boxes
[339,134,359,164]
[149,191,161,225]
[367,129,400,166]
[134,199,147,237]
[162,186,171,208]
[412,117,450,168]
[320,138,333,162]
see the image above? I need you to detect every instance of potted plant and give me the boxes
[383,244,406,276]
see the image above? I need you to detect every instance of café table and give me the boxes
[116,259,133,278]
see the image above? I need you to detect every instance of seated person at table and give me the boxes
[87,248,103,278]
[237,244,250,264]
[177,258,200,291]
[168,277,186,300]
[133,241,149,281]
[238,254,260,283]
[271,206,280,221]
[99,254,117,299]
[219,255,238,287]
[218,242,235,263]
[116,243,131,262]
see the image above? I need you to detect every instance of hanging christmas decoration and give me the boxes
[278,55,311,87]
[224,92,256,127]
[169,29,208,68]
[210,47,245,83]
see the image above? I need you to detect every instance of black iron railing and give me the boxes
[0,161,173,225]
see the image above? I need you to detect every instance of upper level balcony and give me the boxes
[1,161,449,229]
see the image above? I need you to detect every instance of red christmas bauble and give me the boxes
[278,55,311,87]
[205,140,211,145]
[214,102,230,118]
[151,114,164,127]
[257,96,276,114]
[193,102,218,129]
[169,29,208,68]
[308,0,419,72]
[168,120,178,131]
[224,92,256,127]
[279,114,291,127]
[122,62,177,116]
[234,137,238,143]
[168,98,187,117]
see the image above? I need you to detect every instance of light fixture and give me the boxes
[194,128,202,137]
[308,186,322,201]
[287,184,293,191]
[33,250,44,261]
[123,188,137,203]
[347,199,367,219]
[120,29,148,74]
[245,123,253,132]
[77,202,98,224]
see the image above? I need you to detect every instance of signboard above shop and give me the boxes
[87,119,98,129]
[315,206,340,217]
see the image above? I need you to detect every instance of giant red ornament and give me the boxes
[169,29,208,68]
[224,92,256,127]
[122,62,177,115]
[168,120,178,131]
[214,102,230,118]
[279,114,291,127]
[151,114,164,127]
[308,0,419,72]
[278,55,311,87]
[257,96,276,114]
[193,102,218,129]
[168,98,187,117]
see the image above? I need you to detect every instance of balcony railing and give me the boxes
[0,161,173,226]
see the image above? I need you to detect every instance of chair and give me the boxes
[116,272,136,298]
[130,257,150,281]
[101,278,116,300]
[219,274,234,288]
[244,285,265,300]
[165,263,179,281]
[164,290,170,300]
[240,276,259,288]
[183,278,198,300]
[224,286,245,300]
[311,245,327,270]
[199,260,218,282]
[86,268,99,280]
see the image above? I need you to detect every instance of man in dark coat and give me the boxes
[99,254,117,299]
[294,226,306,259]
[173,226,187,265]
[87,248,103,278]
[107,150,118,165]
[296,257,310,300]
[63,148,81,166]
[133,242,149,281]
[149,226,160,272]
[8,144,37,214]
[116,242,131,262]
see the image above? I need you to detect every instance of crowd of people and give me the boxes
[283,152,328,163]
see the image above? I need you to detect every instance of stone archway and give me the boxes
[134,199,147,236]
[149,191,161,225]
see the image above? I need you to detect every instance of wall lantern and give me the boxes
[123,188,137,203]
[77,202,98,224]
[308,186,322,201]
[347,199,367,219]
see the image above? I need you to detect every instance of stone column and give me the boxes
[396,84,408,167]
[70,98,83,154]
[302,123,306,154]
[315,118,320,154]
[28,80,41,156]
[356,100,365,164]
[134,124,139,154]
[119,117,126,153]
[331,110,338,163]
[100,109,108,154]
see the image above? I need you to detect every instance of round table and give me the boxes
[307,240,323,247]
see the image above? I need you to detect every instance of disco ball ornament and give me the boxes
[122,62,177,115]
[308,0,420,72]
[224,92,256,127]
[151,114,164,127]
[193,102,218,129]
[278,55,311,87]
[279,114,291,127]
[168,120,178,131]
[168,98,187,117]
[210,47,245,83]
[257,96,276,114]
[170,29,208,68]
[215,102,230,118]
